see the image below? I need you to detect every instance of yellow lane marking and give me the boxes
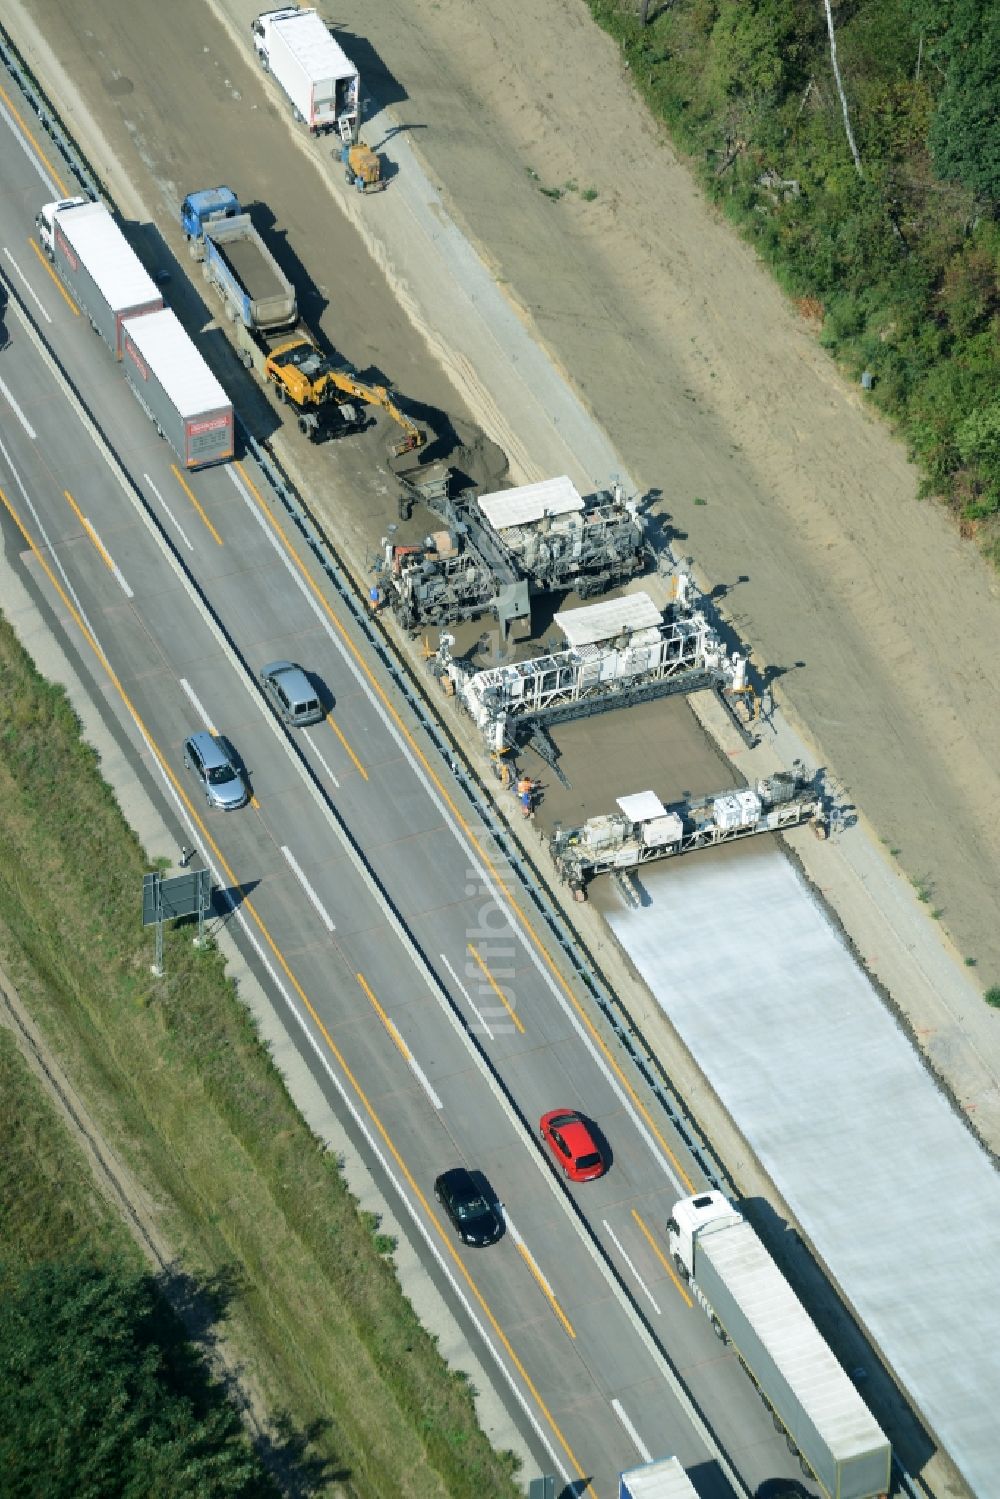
[27,237,78,314]
[170,463,222,546]
[327,711,368,780]
[515,1240,576,1340]
[0,482,589,1486]
[631,1209,693,1308]
[467,942,526,1035]
[1,82,69,196]
[357,972,410,1061]
[63,488,115,572]
[235,462,694,1193]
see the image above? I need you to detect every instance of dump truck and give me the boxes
[619,1457,698,1499]
[668,1192,891,1499]
[35,196,162,357]
[121,308,233,469]
[251,7,360,140]
[182,186,426,454]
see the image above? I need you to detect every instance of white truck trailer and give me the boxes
[668,1192,891,1499]
[35,197,162,357]
[251,8,360,140]
[121,309,233,470]
[619,1456,698,1499]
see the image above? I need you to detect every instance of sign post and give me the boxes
[142,866,213,977]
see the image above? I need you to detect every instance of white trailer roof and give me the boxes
[122,309,229,419]
[54,200,160,314]
[621,1456,698,1499]
[477,476,583,531]
[273,9,358,82]
[700,1219,885,1461]
[617,790,667,822]
[556,592,661,648]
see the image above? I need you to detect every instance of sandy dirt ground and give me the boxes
[12,0,1000,993]
[340,0,1000,993]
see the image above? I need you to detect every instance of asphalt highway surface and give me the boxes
[0,57,818,1499]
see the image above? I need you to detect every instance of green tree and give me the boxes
[0,1257,274,1498]
[916,0,1000,201]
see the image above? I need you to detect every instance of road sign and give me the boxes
[142,868,212,926]
[142,867,214,976]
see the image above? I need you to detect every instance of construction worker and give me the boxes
[517,774,535,819]
[368,583,384,613]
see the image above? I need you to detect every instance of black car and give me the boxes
[434,1168,503,1247]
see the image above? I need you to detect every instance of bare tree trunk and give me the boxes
[822,0,863,176]
[640,0,652,23]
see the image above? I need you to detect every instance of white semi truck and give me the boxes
[121,309,233,470]
[35,196,162,357]
[668,1192,891,1499]
[251,7,360,140]
[619,1456,698,1499]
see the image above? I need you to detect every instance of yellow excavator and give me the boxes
[264,336,425,455]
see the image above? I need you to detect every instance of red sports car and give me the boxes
[539,1109,606,1182]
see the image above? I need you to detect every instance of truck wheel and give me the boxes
[345,169,355,185]
[292,106,304,123]
[671,1253,689,1282]
[772,1412,783,1432]
[258,52,269,72]
[798,1457,813,1479]
[274,383,287,405]
[785,1434,799,1457]
[710,1315,728,1344]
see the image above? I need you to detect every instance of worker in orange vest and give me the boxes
[517,774,535,818]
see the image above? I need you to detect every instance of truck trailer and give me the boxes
[121,308,233,469]
[668,1192,891,1499]
[619,1457,698,1499]
[35,196,162,357]
[252,7,360,140]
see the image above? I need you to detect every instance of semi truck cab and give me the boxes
[667,1190,743,1280]
[35,196,88,257]
[181,187,241,246]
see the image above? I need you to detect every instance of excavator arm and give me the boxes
[324,369,427,456]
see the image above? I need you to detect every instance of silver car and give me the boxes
[260,661,324,727]
[183,731,248,811]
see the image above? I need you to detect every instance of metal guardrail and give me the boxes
[2,31,922,1495]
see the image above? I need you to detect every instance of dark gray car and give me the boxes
[434,1168,503,1247]
[183,730,248,810]
[260,661,324,727]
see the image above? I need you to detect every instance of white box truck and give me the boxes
[121,309,233,470]
[251,8,360,139]
[668,1192,891,1499]
[619,1456,698,1499]
[35,197,162,358]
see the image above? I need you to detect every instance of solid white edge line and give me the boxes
[0,99,61,197]
[611,1398,652,1465]
[223,467,688,1197]
[0,371,37,439]
[3,246,52,322]
[224,461,752,1498]
[0,429,98,643]
[82,516,133,599]
[144,473,195,551]
[280,844,336,932]
[178,677,218,736]
[5,256,576,1486]
[603,1220,661,1316]
[440,951,495,1040]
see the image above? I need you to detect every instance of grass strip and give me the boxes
[0,612,521,1499]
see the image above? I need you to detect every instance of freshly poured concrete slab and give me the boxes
[604,845,1000,1497]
